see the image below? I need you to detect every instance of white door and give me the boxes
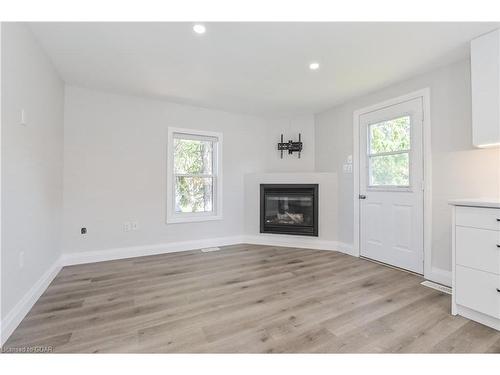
[359,98,424,274]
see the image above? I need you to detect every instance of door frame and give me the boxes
[353,88,432,279]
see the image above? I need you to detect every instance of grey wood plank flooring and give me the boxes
[3,244,500,353]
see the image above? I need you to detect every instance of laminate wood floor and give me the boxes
[3,244,500,353]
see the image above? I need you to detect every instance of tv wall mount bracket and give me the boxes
[278,133,303,159]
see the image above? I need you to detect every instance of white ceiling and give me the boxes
[28,22,499,116]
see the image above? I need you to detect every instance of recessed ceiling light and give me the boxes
[309,62,320,71]
[193,24,206,34]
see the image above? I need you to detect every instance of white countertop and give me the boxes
[449,198,500,208]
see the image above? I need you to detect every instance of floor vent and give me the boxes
[421,280,452,295]
[201,247,221,253]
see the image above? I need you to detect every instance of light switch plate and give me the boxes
[20,109,27,126]
[19,251,25,268]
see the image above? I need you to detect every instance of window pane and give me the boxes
[369,153,409,186]
[174,138,213,174]
[369,116,410,154]
[175,176,213,213]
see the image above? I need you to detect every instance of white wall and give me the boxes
[1,23,64,325]
[315,59,500,276]
[62,86,314,255]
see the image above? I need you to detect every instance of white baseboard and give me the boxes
[4,233,451,347]
[0,258,62,346]
[0,236,244,346]
[242,234,355,256]
[0,234,355,346]
[61,234,356,267]
[0,232,450,346]
[456,305,500,331]
[61,235,245,266]
[334,241,357,257]
[425,266,452,287]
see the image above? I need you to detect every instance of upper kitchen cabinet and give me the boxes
[471,29,500,148]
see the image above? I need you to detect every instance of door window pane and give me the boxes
[369,116,410,154]
[369,153,409,186]
[175,176,213,213]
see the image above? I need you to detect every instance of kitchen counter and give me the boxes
[449,198,500,209]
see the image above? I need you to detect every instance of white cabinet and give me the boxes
[451,202,500,331]
[471,29,500,148]
[456,226,500,274]
[455,265,500,319]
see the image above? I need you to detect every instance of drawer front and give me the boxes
[456,206,500,231]
[456,226,500,274]
[456,265,500,318]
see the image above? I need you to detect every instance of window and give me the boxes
[367,115,411,187]
[167,128,222,223]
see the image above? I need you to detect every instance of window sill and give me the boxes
[166,214,223,224]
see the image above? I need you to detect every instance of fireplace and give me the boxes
[260,184,318,236]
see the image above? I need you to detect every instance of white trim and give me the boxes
[61,236,244,266]
[422,90,433,282]
[427,267,452,287]
[2,231,428,345]
[0,258,62,346]
[455,305,500,331]
[353,88,433,278]
[0,234,349,345]
[451,205,457,314]
[166,127,223,224]
[242,235,355,256]
[62,235,356,268]
[0,22,3,349]
[165,214,223,224]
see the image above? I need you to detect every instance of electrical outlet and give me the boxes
[343,164,353,173]
[124,222,131,232]
[346,154,353,164]
[132,221,139,231]
[19,251,25,268]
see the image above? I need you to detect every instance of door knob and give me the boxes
[359,195,366,199]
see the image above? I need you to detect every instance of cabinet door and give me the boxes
[455,226,500,274]
[471,29,500,148]
[456,265,500,318]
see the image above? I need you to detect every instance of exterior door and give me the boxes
[359,98,424,274]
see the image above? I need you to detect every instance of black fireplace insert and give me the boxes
[260,184,318,236]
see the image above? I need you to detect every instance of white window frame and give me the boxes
[166,127,223,224]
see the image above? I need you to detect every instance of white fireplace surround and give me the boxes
[243,172,353,255]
